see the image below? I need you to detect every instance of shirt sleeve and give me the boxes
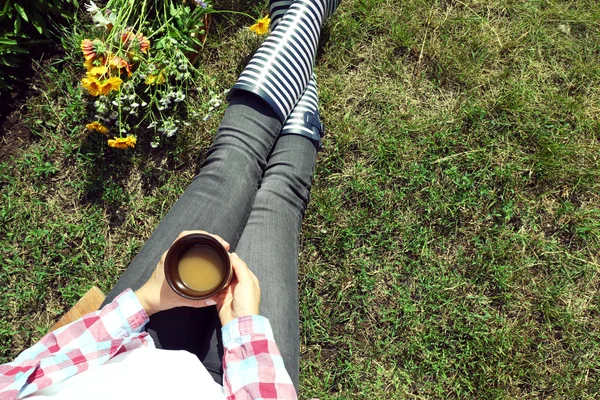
[0,289,151,400]
[221,315,298,400]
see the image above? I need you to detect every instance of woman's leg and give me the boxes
[101,93,282,376]
[232,135,318,390]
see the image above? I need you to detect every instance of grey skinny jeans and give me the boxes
[102,93,317,390]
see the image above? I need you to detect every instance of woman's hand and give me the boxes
[216,253,261,326]
[134,230,230,316]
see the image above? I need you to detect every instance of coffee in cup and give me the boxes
[164,233,232,300]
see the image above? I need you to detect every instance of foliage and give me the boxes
[79,0,262,149]
[0,0,78,91]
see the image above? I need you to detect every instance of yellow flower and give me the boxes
[89,65,108,77]
[99,76,123,95]
[86,121,108,134]
[145,71,166,85]
[81,74,123,96]
[84,58,95,72]
[81,75,102,96]
[108,135,137,149]
[249,15,270,35]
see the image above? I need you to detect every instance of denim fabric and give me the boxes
[102,92,316,390]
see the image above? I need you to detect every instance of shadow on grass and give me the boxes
[76,129,193,228]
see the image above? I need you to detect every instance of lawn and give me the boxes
[1,0,599,398]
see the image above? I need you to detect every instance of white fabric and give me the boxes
[27,347,225,399]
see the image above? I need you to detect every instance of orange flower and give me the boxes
[121,30,151,54]
[86,121,108,134]
[121,30,135,45]
[108,55,132,76]
[249,16,270,35]
[81,39,95,60]
[138,33,151,54]
[108,135,137,149]
[81,39,105,60]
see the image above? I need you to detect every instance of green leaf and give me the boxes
[0,38,18,45]
[13,15,22,35]
[30,10,47,35]
[1,1,12,18]
[0,57,21,67]
[14,3,28,22]
[7,45,29,54]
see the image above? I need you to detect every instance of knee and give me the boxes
[259,163,313,215]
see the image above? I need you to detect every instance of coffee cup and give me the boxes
[164,233,232,300]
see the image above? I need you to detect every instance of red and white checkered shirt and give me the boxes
[0,289,297,400]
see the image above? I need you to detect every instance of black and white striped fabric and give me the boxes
[230,0,341,124]
[280,72,323,149]
[269,0,294,29]
[324,0,341,19]
[270,1,324,149]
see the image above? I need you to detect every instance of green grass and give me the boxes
[1,0,600,398]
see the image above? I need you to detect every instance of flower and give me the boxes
[108,55,132,76]
[108,135,137,149]
[81,75,102,96]
[145,71,166,85]
[81,39,96,60]
[89,65,108,77]
[82,75,122,96]
[249,16,270,35]
[100,77,123,94]
[121,30,151,54]
[194,0,208,8]
[81,39,106,60]
[84,58,95,71]
[86,121,108,134]
[85,1,100,13]
[93,9,117,29]
[173,91,185,102]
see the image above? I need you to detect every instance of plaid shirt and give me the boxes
[0,289,297,400]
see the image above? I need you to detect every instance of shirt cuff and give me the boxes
[221,315,274,348]
[112,288,150,333]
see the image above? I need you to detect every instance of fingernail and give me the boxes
[223,240,230,247]
[205,299,217,306]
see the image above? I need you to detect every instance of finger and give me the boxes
[204,297,217,306]
[229,253,253,283]
[248,269,260,286]
[182,296,218,308]
[159,249,168,264]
